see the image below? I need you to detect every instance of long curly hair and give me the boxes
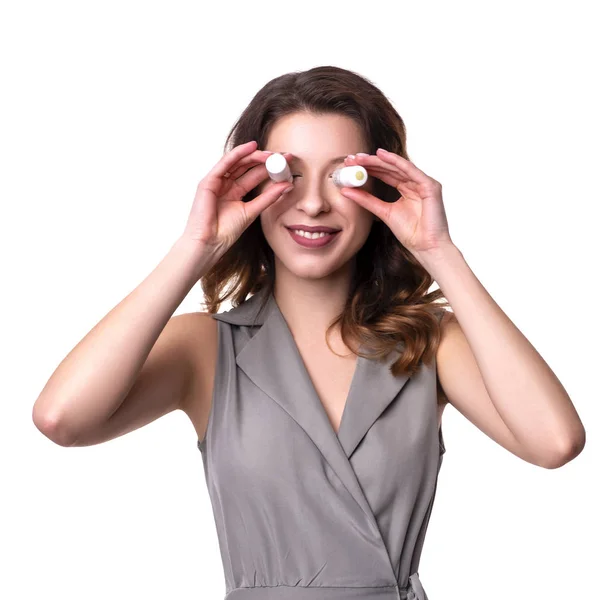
[200,65,453,378]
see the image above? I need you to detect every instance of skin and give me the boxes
[256,111,377,351]
[250,112,586,467]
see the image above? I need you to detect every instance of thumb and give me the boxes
[245,181,294,223]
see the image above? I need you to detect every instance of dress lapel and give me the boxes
[337,343,411,459]
[212,288,412,524]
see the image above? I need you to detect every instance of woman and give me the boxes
[33,66,585,600]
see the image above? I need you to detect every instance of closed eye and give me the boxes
[292,173,336,179]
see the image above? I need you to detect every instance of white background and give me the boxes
[2,1,597,598]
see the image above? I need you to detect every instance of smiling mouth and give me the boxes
[288,229,336,238]
[285,226,342,234]
[285,227,341,248]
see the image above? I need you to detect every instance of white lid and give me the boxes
[265,153,287,175]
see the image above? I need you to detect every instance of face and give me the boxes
[257,112,376,282]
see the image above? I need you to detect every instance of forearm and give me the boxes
[418,244,585,456]
[33,237,217,440]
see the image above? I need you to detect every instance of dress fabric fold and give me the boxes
[197,289,446,600]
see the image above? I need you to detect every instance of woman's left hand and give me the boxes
[341,149,453,259]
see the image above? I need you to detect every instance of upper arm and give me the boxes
[71,311,215,447]
[435,311,539,465]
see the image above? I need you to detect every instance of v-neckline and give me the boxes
[297,340,363,438]
[231,286,414,460]
[271,294,364,439]
[334,353,362,437]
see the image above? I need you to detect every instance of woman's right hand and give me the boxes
[181,140,294,258]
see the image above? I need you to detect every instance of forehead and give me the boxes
[289,154,348,168]
[266,112,367,154]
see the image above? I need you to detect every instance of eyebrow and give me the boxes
[288,155,349,167]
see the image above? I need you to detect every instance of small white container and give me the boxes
[332,165,368,188]
[265,153,293,184]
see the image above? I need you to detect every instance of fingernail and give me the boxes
[281,186,294,195]
[263,150,274,154]
[357,152,370,157]
[347,154,356,160]
[377,148,389,153]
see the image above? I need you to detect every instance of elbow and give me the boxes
[539,428,586,469]
[32,403,78,447]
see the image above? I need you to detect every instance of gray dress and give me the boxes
[197,288,446,600]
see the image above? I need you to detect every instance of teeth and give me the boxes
[292,229,334,239]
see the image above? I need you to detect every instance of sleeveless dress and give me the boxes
[197,288,446,600]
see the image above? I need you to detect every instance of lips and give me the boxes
[287,227,341,248]
[285,224,341,233]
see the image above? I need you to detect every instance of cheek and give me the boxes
[358,210,377,239]
[259,210,268,231]
[350,199,375,226]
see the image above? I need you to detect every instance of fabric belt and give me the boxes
[225,571,428,600]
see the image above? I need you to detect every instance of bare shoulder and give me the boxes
[178,311,218,443]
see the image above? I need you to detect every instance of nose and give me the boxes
[289,174,334,216]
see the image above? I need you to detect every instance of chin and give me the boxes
[273,241,362,281]
[286,262,347,280]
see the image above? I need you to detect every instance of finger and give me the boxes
[227,158,292,200]
[343,156,408,191]
[339,187,391,222]
[227,159,263,181]
[206,140,258,181]
[345,153,412,184]
[230,152,294,187]
[227,162,271,198]
[357,167,401,190]
[345,153,391,167]
[228,149,275,178]
[375,149,430,185]
[228,150,292,181]
[244,181,294,224]
[227,152,271,181]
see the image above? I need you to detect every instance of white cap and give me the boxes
[265,153,293,183]
[332,165,368,188]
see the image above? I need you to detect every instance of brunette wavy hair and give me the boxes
[200,65,454,378]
